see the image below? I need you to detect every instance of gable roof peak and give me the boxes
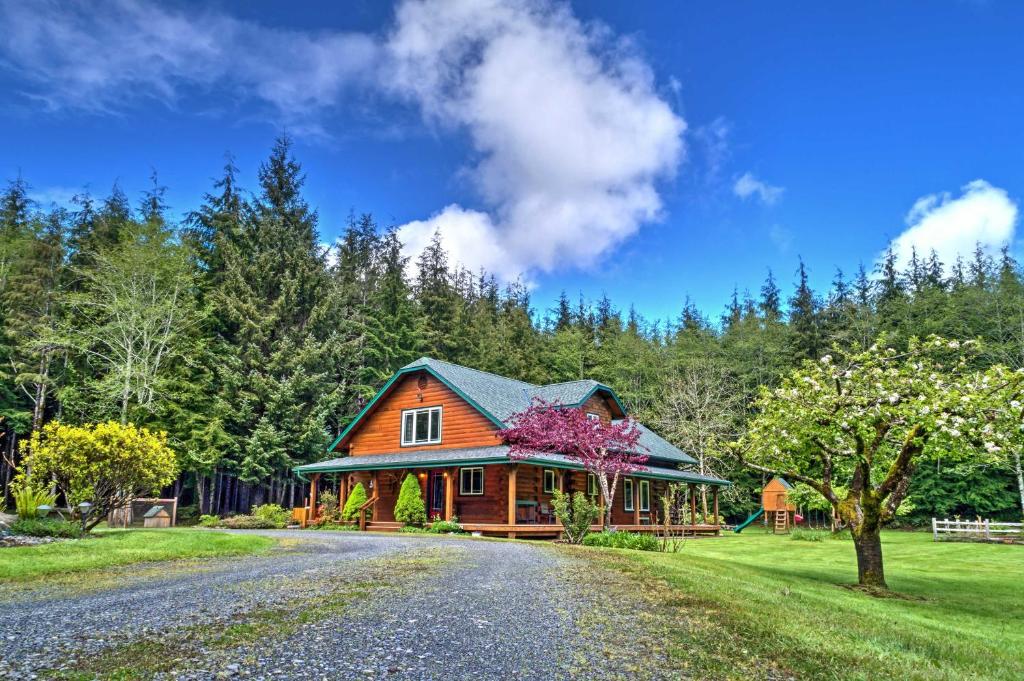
[402,356,536,388]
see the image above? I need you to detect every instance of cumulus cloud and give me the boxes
[886,180,1018,271]
[388,0,685,280]
[0,0,686,281]
[733,172,784,205]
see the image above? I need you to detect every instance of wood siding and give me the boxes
[345,372,500,456]
[762,478,795,512]
[581,394,614,422]
[453,464,509,523]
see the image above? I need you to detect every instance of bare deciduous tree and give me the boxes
[65,227,196,424]
[657,360,743,518]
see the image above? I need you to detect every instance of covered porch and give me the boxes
[293,446,730,538]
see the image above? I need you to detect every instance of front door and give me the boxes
[427,471,445,520]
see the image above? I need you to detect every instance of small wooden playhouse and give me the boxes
[763,477,796,533]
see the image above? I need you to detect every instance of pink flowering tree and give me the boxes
[499,400,647,529]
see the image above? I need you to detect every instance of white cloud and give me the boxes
[388,0,685,280]
[768,224,793,253]
[691,117,731,184]
[733,172,784,205]
[398,205,511,280]
[0,0,686,281]
[28,185,79,208]
[887,180,1017,270]
[0,0,378,132]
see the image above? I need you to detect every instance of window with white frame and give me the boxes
[543,469,557,494]
[623,478,634,512]
[587,473,598,496]
[460,467,484,495]
[586,412,600,421]
[639,480,650,512]
[401,406,442,446]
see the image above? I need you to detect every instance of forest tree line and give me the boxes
[2,136,1022,521]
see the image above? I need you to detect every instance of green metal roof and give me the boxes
[324,356,697,466]
[293,445,729,486]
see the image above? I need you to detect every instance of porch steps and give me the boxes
[365,521,403,532]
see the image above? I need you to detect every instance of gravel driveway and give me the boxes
[0,531,676,680]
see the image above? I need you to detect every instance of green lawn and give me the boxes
[602,530,1023,680]
[0,529,275,583]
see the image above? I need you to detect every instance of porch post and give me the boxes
[338,473,348,513]
[507,464,518,537]
[632,478,640,526]
[712,486,720,535]
[371,470,378,522]
[309,473,320,522]
[444,468,455,521]
[688,483,697,526]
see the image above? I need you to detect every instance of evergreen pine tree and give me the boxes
[788,258,821,361]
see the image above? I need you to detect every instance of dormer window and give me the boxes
[586,412,600,421]
[401,406,442,446]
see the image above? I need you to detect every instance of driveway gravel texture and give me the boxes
[0,531,682,680]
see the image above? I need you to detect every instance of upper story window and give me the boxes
[401,406,442,446]
[586,412,600,421]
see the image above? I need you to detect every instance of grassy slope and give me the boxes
[0,529,275,583]
[611,530,1023,680]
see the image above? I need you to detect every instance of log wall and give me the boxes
[345,373,501,456]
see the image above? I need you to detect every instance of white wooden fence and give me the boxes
[932,517,1023,543]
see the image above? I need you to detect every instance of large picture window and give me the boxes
[460,467,484,495]
[623,478,634,512]
[401,406,442,446]
[639,480,650,512]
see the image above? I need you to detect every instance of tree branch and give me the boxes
[877,423,924,500]
[742,459,839,505]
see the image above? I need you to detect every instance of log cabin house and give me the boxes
[293,357,730,537]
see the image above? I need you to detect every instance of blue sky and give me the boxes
[1,1,1021,324]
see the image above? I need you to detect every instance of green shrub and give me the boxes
[175,504,201,525]
[551,490,599,544]
[219,514,280,529]
[342,483,368,521]
[252,503,290,528]
[427,515,464,534]
[10,518,83,538]
[582,530,659,552]
[198,514,221,527]
[317,490,340,522]
[397,525,429,533]
[790,528,829,542]
[393,474,427,526]
[308,522,358,531]
[12,482,57,520]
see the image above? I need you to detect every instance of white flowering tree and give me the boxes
[739,337,1024,589]
[984,364,1024,518]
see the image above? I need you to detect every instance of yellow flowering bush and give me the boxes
[23,421,177,530]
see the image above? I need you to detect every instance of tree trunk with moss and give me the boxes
[844,491,887,588]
